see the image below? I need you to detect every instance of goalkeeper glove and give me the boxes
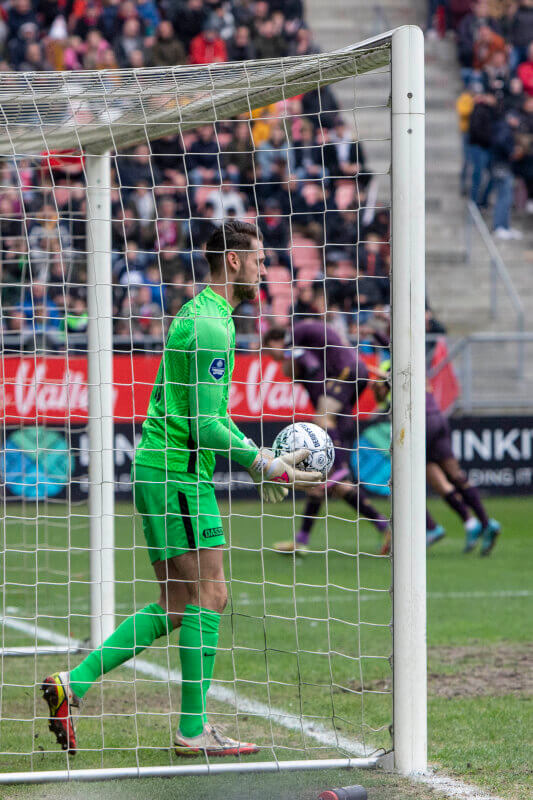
[249,448,323,503]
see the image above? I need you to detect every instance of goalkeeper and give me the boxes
[41,220,322,757]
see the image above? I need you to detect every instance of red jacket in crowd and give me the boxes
[517,60,533,97]
[189,32,228,65]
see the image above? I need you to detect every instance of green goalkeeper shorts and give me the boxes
[133,464,226,564]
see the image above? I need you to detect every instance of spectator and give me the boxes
[185,125,221,186]
[150,20,186,66]
[156,196,185,253]
[456,80,478,194]
[269,0,303,19]
[326,208,359,262]
[113,239,151,284]
[290,119,325,179]
[473,24,507,71]
[482,50,511,100]
[331,118,368,180]
[116,17,145,67]
[457,0,502,76]
[290,282,318,321]
[8,20,39,68]
[517,41,533,97]
[136,0,161,37]
[468,92,499,204]
[222,120,255,185]
[289,26,318,57]
[292,180,327,244]
[170,0,207,48]
[256,124,290,181]
[72,3,104,40]
[83,29,112,70]
[19,42,52,71]
[508,0,533,72]
[22,282,61,332]
[117,145,162,194]
[189,21,228,64]
[60,295,89,337]
[227,25,255,60]
[28,204,72,259]
[63,36,84,70]
[206,1,235,41]
[7,0,37,40]
[206,182,246,220]
[512,93,533,211]
[490,109,523,238]
[253,17,287,60]
[258,197,290,261]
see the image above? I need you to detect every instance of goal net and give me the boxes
[0,27,426,784]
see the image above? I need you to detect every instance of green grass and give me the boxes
[0,495,531,799]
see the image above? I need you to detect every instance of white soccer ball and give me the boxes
[273,422,335,478]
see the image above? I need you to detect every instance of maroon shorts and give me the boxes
[426,413,454,464]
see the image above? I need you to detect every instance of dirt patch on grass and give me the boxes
[342,643,533,699]
[429,642,533,698]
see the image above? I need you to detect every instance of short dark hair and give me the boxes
[205,220,262,275]
[263,326,286,346]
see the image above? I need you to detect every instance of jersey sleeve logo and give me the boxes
[209,358,226,381]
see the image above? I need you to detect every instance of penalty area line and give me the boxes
[0,614,508,800]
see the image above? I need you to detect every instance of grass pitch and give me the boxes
[0,495,531,799]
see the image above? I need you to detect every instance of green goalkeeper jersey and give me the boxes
[135,286,259,480]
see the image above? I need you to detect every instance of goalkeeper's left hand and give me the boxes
[248,447,323,503]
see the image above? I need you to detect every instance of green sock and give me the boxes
[178,604,220,738]
[69,603,172,699]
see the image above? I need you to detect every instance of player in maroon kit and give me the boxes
[264,322,390,553]
[372,366,501,555]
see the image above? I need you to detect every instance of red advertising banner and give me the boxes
[1,352,378,424]
[429,337,461,414]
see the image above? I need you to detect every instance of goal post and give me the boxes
[0,25,426,783]
[390,25,427,776]
[85,152,115,647]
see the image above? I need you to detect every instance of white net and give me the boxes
[0,39,395,779]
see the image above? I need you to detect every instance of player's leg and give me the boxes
[331,478,391,551]
[170,486,258,756]
[275,391,339,554]
[317,390,391,553]
[426,461,473,546]
[41,465,178,753]
[440,456,501,554]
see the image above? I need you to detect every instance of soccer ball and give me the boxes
[273,422,335,478]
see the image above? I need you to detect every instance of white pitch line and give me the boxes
[0,614,369,759]
[0,614,510,800]
[235,589,532,606]
[414,773,505,800]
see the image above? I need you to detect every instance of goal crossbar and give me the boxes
[0,32,393,155]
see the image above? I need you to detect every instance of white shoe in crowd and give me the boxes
[526,200,533,214]
[493,227,523,240]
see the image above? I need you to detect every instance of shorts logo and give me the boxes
[202,526,224,539]
[209,358,226,381]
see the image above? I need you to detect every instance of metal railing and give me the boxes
[428,332,533,413]
[465,200,526,355]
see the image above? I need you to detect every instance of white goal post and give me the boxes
[0,25,425,782]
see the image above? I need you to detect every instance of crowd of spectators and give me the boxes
[0,0,392,347]
[429,0,533,240]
